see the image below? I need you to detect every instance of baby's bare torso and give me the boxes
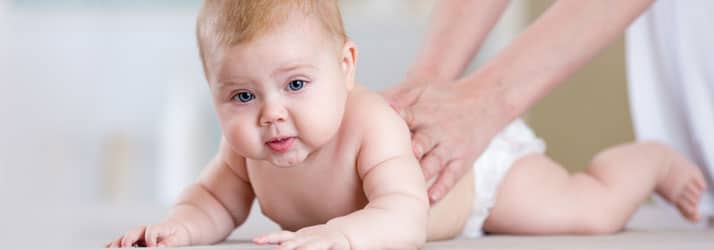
[246,144,367,231]
[241,86,474,239]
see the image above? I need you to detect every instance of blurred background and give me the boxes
[0,0,670,248]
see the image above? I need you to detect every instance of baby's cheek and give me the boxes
[297,105,343,148]
[224,122,260,156]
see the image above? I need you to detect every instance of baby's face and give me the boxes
[207,13,355,167]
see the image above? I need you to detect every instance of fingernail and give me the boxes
[430,191,440,202]
[414,144,423,158]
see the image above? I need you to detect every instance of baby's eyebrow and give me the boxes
[271,63,316,78]
[213,63,316,91]
[214,80,249,91]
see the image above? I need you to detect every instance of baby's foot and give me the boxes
[655,154,708,222]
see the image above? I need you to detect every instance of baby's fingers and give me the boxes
[106,236,123,248]
[276,237,311,250]
[144,224,160,247]
[253,231,295,245]
[120,225,147,247]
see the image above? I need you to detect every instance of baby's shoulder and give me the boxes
[343,84,412,171]
[343,84,407,134]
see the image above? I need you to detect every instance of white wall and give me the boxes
[0,6,207,203]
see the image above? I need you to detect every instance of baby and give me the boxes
[107,0,707,249]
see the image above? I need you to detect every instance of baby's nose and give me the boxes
[259,103,287,126]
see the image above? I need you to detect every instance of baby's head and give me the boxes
[197,0,357,167]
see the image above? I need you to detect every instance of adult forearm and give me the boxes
[407,0,511,81]
[465,0,653,123]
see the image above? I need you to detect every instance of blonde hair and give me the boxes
[196,0,347,78]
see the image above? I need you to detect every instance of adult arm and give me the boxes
[406,0,511,82]
[385,0,654,203]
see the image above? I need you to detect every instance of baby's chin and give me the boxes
[267,150,309,168]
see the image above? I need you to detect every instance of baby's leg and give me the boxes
[483,141,707,234]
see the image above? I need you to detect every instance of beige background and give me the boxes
[524,1,635,171]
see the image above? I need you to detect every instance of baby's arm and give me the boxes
[166,138,255,245]
[329,100,429,249]
[107,139,255,247]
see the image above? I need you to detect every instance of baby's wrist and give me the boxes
[164,206,203,245]
[324,221,353,250]
[168,219,193,245]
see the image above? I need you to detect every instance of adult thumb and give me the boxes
[397,105,420,129]
[383,87,421,110]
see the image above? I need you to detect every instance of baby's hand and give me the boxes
[253,224,350,250]
[105,221,191,248]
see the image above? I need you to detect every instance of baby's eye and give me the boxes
[233,91,255,103]
[287,80,306,92]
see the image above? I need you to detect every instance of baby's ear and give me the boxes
[340,40,358,90]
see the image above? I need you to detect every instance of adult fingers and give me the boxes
[397,105,419,130]
[380,86,404,105]
[411,129,437,160]
[428,159,467,204]
[419,146,446,181]
[389,90,429,130]
[382,85,422,110]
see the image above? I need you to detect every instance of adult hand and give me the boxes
[383,78,505,204]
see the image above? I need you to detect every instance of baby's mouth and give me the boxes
[266,136,296,153]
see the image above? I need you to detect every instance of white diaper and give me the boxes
[458,118,545,238]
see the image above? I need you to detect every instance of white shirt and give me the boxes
[626,0,714,216]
